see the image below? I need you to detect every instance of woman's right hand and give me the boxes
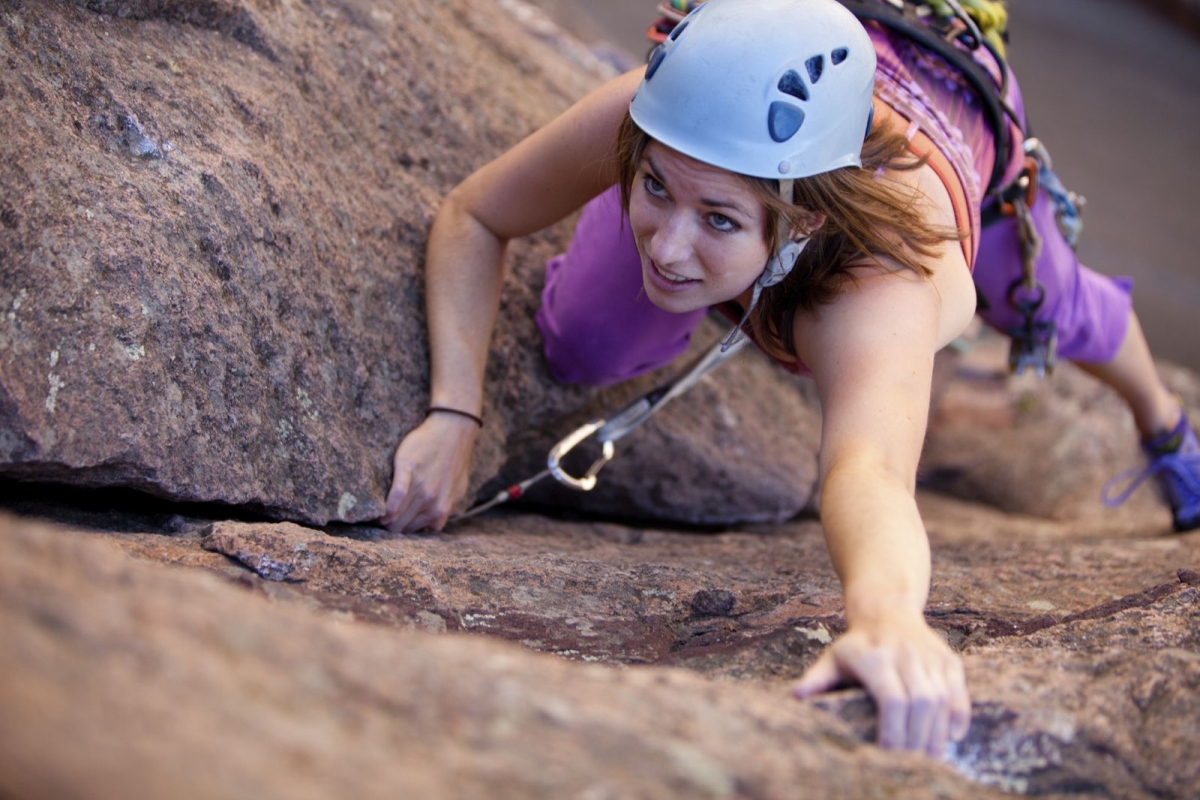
[381,414,479,533]
[792,611,971,756]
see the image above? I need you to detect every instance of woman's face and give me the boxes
[629,141,772,313]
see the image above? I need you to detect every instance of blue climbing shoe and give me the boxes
[1103,412,1200,532]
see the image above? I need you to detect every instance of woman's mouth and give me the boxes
[650,260,698,286]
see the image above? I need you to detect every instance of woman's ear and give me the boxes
[793,211,828,239]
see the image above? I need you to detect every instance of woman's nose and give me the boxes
[648,213,693,265]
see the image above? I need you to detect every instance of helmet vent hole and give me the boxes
[777,70,809,102]
[806,55,824,84]
[831,48,849,65]
[668,20,689,41]
[768,102,805,143]
[645,45,667,80]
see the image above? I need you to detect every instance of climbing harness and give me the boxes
[837,2,1082,379]
[453,335,750,521]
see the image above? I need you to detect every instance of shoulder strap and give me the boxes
[833,0,1015,195]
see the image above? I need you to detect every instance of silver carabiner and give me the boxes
[546,420,615,492]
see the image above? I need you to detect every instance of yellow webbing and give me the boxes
[925,0,1008,57]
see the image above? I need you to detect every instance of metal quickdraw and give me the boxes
[453,335,750,522]
[1002,151,1057,378]
[1023,137,1085,250]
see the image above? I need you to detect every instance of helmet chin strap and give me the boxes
[721,179,808,352]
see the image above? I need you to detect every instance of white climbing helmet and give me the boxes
[629,0,877,180]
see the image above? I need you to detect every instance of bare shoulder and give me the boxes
[872,159,978,343]
[793,159,978,373]
[892,159,963,234]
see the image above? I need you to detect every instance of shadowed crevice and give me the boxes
[77,0,278,60]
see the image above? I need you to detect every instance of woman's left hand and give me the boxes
[792,611,971,756]
[381,413,478,533]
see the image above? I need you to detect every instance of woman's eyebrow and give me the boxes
[644,154,749,215]
[643,154,668,185]
[701,196,749,214]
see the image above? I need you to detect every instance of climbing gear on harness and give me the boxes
[453,335,751,521]
[989,136,1087,378]
[1102,411,1200,533]
[631,0,877,181]
[924,0,1008,56]
[982,137,1085,248]
[1024,138,1085,249]
[1005,280,1057,377]
[999,145,1056,378]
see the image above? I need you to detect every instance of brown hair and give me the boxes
[614,111,961,360]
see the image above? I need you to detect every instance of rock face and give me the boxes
[3,493,1198,798]
[0,0,821,526]
[0,512,1013,800]
[3,2,1200,797]
[920,333,1200,527]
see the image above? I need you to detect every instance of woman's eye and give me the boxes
[708,213,738,233]
[643,175,667,198]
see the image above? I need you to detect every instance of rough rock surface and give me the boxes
[2,321,1198,798]
[0,0,820,526]
[3,483,1198,798]
[1,512,1013,800]
[4,1,1200,797]
[920,332,1200,527]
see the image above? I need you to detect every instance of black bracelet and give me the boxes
[426,406,483,428]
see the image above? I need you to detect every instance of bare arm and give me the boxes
[382,69,644,532]
[791,164,977,755]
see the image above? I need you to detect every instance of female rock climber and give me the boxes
[379,0,1199,756]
